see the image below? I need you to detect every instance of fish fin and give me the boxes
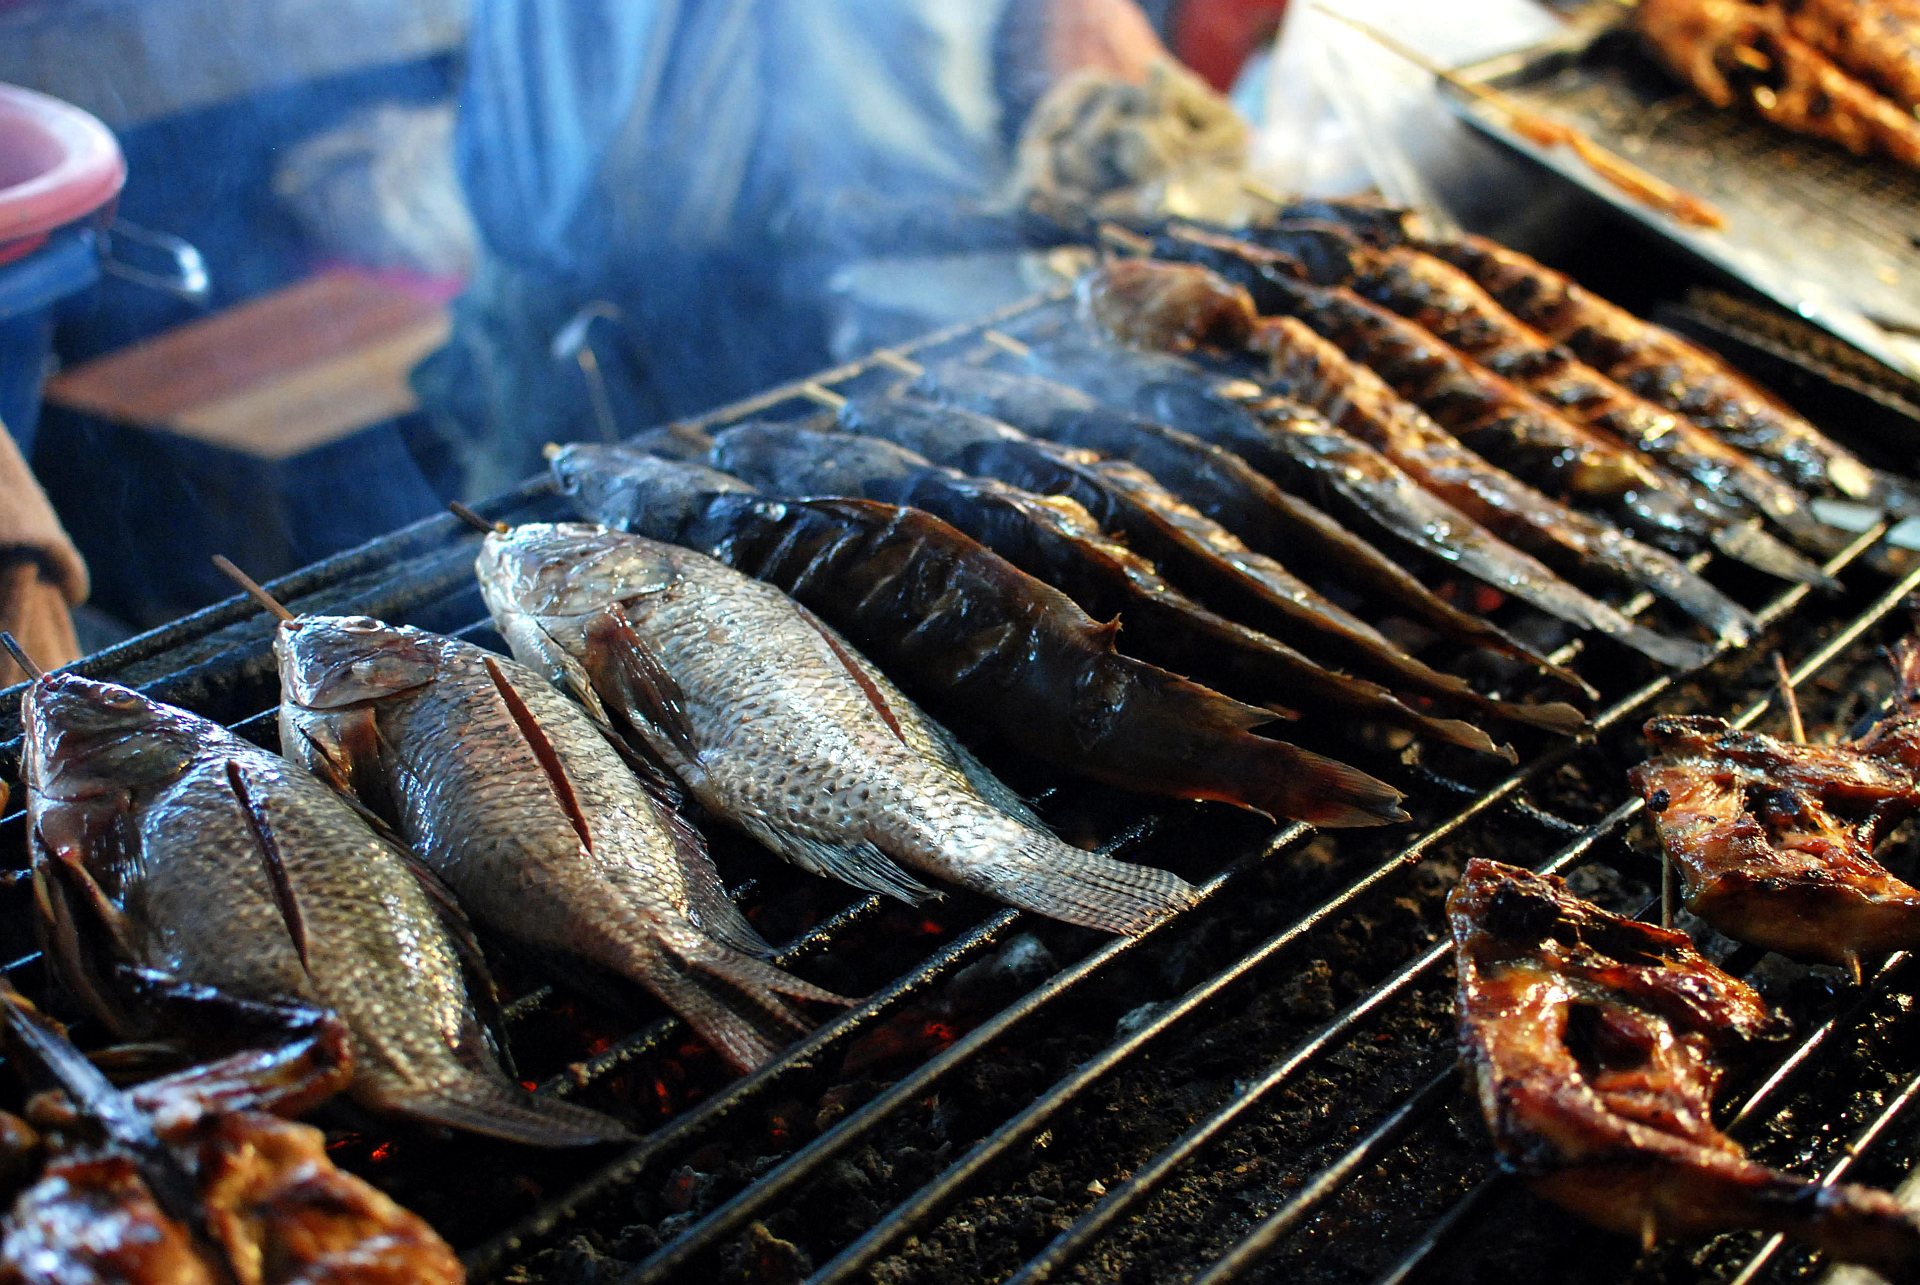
[225,760,312,975]
[376,1073,632,1147]
[639,947,792,1073]
[482,655,594,853]
[672,936,855,1011]
[1709,519,1840,590]
[582,604,702,763]
[792,603,911,748]
[285,718,358,797]
[980,841,1198,936]
[739,817,936,905]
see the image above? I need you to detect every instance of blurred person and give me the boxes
[414,0,1175,499]
[0,425,84,685]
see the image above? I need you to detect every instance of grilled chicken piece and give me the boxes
[1784,0,1920,112]
[1636,0,1920,167]
[1451,858,1920,1275]
[1630,639,1920,967]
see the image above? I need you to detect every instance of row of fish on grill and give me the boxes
[0,197,1910,1278]
[1452,635,1920,1277]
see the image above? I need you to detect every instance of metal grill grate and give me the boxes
[0,283,1915,1284]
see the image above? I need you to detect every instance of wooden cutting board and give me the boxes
[46,269,450,458]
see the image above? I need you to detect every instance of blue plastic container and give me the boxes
[0,225,101,455]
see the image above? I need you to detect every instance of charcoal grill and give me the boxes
[2,274,1919,1285]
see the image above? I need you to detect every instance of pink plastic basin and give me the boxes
[0,83,124,264]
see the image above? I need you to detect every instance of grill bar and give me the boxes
[786,524,1894,1282]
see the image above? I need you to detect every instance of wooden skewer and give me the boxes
[211,556,296,624]
[1773,651,1807,745]
[448,501,508,534]
[0,632,43,680]
[984,330,1032,358]
[796,380,848,410]
[1308,4,1726,230]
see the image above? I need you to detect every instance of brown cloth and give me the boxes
[0,423,87,686]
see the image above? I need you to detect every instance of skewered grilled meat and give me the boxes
[831,391,1573,732]
[22,671,628,1148]
[1216,219,1843,568]
[1451,858,1920,1276]
[909,361,1588,688]
[1630,638,1920,967]
[1079,257,1757,648]
[1783,0,1920,113]
[540,458,1406,828]
[1414,232,1912,512]
[478,519,1222,933]
[1637,0,1920,167]
[691,424,1557,749]
[276,615,850,1073]
[0,989,463,1284]
[1016,333,1713,667]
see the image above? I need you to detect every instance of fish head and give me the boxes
[22,674,204,798]
[548,443,756,540]
[275,616,443,711]
[710,421,932,493]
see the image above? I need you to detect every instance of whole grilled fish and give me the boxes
[1079,258,1759,648]
[547,454,1408,827]
[275,615,849,1072]
[691,427,1526,751]
[910,360,1589,692]
[22,672,627,1147]
[478,522,1211,934]
[1232,219,1843,564]
[1016,332,1714,669]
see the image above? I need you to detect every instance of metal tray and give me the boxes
[1446,24,1920,384]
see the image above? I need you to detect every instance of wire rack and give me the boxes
[0,283,1914,1283]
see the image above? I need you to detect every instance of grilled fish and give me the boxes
[1149,226,1742,554]
[1451,858,1920,1276]
[1196,219,1842,572]
[694,424,1533,751]
[1417,232,1913,511]
[1630,639,1920,968]
[911,360,1589,690]
[478,520,1220,933]
[276,615,849,1072]
[22,672,627,1147]
[535,469,1406,829]
[1015,332,1713,668]
[1783,0,1920,113]
[1080,257,1759,647]
[833,391,1577,728]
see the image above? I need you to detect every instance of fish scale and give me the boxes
[277,616,845,1073]
[22,673,626,1148]
[479,524,1207,935]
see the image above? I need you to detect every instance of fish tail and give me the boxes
[979,836,1199,936]
[371,1073,632,1147]
[644,940,848,1073]
[1708,519,1840,589]
[1209,735,1410,827]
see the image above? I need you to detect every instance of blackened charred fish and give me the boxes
[1213,218,1843,568]
[1420,232,1913,512]
[913,360,1588,692]
[1080,257,1758,647]
[22,673,627,1147]
[833,391,1570,727]
[276,615,849,1072]
[476,522,1216,933]
[1015,333,1712,668]
[539,465,1406,828]
[693,425,1530,751]
[1452,859,1920,1275]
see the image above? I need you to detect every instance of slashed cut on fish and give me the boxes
[276,615,851,1073]
[477,522,1202,935]
[22,672,627,1147]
